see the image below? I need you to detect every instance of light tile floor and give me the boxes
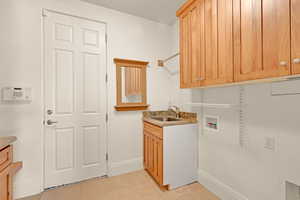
[19,170,220,200]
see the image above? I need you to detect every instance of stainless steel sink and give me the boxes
[151,117,182,122]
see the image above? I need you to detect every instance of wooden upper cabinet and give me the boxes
[234,0,291,81]
[178,0,234,88]
[178,0,297,88]
[292,0,300,74]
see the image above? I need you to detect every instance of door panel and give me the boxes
[143,132,147,168]
[240,0,262,75]
[190,2,205,86]
[234,0,291,81]
[55,128,75,170]
[292,0,300,74]
[157,139,163,185]
[217,0,234,82]
[202,0,234,86]
[55,49,74,114]
[82,53,101,113]
[149,135,154,174]
[204,0,218,81]
[83,126,101,166]
[180,12,191,88]
[44,10,107,188]
[153,138,158,179]
[262,0,290,74]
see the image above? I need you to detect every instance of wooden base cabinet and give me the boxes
[144,130,163,185]
[0,146,22,200]
[143,122,198,189]
[0,166,12,200]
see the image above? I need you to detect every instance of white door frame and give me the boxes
[42,8,108,190]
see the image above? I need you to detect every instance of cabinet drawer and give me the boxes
[144,122,163,139]
[0,146,12,172]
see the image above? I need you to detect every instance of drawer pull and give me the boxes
[279,61,288,67]
[293,58,300,64]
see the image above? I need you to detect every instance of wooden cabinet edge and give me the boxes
[0,145,22,200]
[176,0,199,17]
[10,162,22,175]
[115,105,149,111]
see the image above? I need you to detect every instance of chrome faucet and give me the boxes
[168,105,180,119]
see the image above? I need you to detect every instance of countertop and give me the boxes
[143,110,198,127]
[143,117,198,127]
[0,136,17,150]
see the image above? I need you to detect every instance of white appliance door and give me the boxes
[44,10,107,188]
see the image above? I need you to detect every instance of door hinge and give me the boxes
[106,113,108,122]
[42,10,48,17]
[105,34,108,43]
[106,153,108,161]
[105,74,108,83]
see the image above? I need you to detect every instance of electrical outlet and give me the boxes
[286,182,300,200]
[264,137,275,151]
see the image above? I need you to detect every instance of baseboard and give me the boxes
[13,179,43,199]
[108,157,143,177]
[198,169,249,200]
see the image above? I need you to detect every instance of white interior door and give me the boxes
[44,10,107,188]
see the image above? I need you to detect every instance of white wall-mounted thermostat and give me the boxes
[2,87,32,102]
[204,115,220,132]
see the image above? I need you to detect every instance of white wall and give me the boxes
[167,20,191,108]
[170,21,300,200]
[0,0,174,198]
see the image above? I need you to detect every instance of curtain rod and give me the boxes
[158,53,180,67]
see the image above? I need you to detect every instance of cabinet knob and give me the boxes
[196,77,204,81]
[279,61,288,67]
[293,58,300,64]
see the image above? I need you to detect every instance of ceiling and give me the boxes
[82,0,186,25]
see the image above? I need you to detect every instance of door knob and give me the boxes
[46,120,58,125]
[293,58,300,64]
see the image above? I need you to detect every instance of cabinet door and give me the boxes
[143,126,163,185]
[200,0,234,86]
[180,11,192,88]
[0,168,12,200]
[190,1,205,87]
[234,0,291,81]
[145,133,155,175]
[292,0,300,74]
